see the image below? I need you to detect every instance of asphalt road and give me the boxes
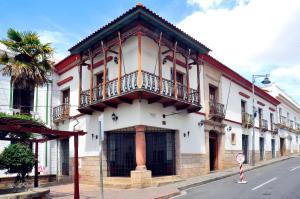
[176,156,300,199]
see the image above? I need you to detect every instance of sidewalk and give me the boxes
[48,155,298,199]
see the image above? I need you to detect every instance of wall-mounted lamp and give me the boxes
[226,126,232,132]
[114,56,118,64]
[112,112,118,121]
[183,131,190,138]
[198,120,204,127]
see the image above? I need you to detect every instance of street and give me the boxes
[176,156,300,199]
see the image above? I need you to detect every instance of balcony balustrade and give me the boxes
[53,104,70,122]
[260,119,268,132]
[278,116,287,128]
[78,70,200,114]
[287,120,294,131]
[208,101,225,121]
[271,123,278,134]
[242,112,253,128]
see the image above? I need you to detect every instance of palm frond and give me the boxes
[7,28,22,43]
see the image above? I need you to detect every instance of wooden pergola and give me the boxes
[0,117,86,199]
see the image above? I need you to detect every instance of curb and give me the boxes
[177,156,295,191]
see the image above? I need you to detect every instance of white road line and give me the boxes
[290,165,300,171]
[251,177,277,191]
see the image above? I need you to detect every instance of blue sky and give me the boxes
[0,0,198,56]
[1,0,300,103]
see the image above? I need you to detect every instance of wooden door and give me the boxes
[209,131,218,171]
[62,89,70,116]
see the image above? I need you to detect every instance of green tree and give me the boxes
[0,143,35,183]
[0,28,54,114]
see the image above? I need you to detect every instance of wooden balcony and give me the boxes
[295,123,300,134]
[287,120,295,131]
[278,116,287,128]
[242,112,253,128]
[208,101,225,121]
[53,104,70,122]
[260,119,268,132]
[271,123,278,134]
[78,70,201,114]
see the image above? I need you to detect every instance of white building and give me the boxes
[50,4,300,188]
[0,48,58,179]
[263,83,300,155]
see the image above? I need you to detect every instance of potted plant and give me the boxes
[0,143,35,194]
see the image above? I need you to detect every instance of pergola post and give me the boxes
[117,32,122,95]
[137,31,142,88]
[74,135,79,199]
[89,50,94,103]
[186,50,190,102]
[196,61,201,105]
[158,32,163,94]
[102,42,107,99]
[78,54,83,106]
[34,141,39,187]
[173,42,177,98]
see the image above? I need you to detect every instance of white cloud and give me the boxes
[178,0,300,102]
[187,0,223,10]
[38,30,71,61]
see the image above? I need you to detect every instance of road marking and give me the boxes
[251,177,277,191]
[290,165,300,171]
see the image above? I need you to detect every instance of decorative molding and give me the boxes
[239,92,250,99]
[87,56,113,70]
[257,101,265,106]
[269,107,276,112]
[57,76,73,86]
[200,54,280,106]
[165,55,192,69]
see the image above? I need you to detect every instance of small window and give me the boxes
[171,69,184,84]
[231,133,236,145]
[96,72,104,85]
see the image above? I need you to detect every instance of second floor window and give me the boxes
[241,100,246,113]
[258,108,263,126]
[62,89,70,105]
[171,69,184,85]
[96,72,104,85]
[209,85,217,103]
[270,113,274,130]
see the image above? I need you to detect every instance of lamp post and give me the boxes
[251,74,271,166]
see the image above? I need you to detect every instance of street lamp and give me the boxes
[251,74,271,166]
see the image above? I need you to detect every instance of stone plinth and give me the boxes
[130,170,152,188]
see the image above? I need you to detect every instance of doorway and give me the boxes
[242,135,249,164]
[259,137,264,160]
[146,130,176,176]
[271,139,275,158]
[60,138,69,176]
[107,132,136,177]
[280,138,285,156]
[209,131,218,171]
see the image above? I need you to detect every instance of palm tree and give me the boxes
[0,28,54,114]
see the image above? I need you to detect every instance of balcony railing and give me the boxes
[209,101,225,121]
[79,70,200,112]
[279,116,287,127]
[296,123,300,133]
[271,123,278,134]
[260,119,268,132]
[53,104,70,122]
[287,120,294,130]
[242,112,253,128]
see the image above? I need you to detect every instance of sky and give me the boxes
[0,0,300,103]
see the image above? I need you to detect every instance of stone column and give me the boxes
[131,125,152,188]
[135,125,146,170]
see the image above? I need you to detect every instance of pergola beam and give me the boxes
[0,125,85,136]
